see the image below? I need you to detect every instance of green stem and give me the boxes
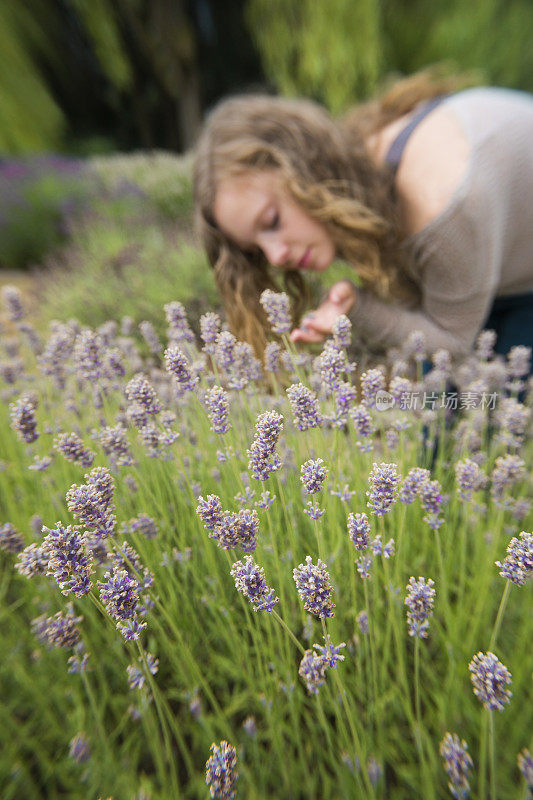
[489,580,511,652]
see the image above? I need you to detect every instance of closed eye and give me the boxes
[265,212,279,231]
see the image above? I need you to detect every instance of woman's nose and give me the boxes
[264,238,289,267]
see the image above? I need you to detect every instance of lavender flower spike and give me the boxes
[247,410,283,481]
[260,289,292,335]
[496,531,533,586]
[205,386,231,434]
[42,522,93,597]
[10,393,39,443]
[230,556,279,612]
[300,458,328,495]
[54,432,95,467]
[293,556,335,618]
[347,512,371,551]
[298,649,328,695]
[196,495,224,531]
[286,383,322,430]
[439,732,473,800]
[517,749,533,789]
[206,740,238,799]
[367,462,400,516]
[468,651,512,711]
[164,346,199,391]
[405,576,435,638]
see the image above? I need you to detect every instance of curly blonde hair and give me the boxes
[193,67,471,356]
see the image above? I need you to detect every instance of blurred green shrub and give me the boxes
[0,157,90,271]
[87,151,194,219]
[37,204,218,335]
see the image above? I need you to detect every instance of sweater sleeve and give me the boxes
[349,178,503,357]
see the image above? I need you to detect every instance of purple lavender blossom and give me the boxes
[125,374,161,415]
[206,740,238,799]
[347,512,371,551]
[507,345,531,379]
[164,346,199,391]
[298,649,328,694]
[300,458,327,495]
[16,543,49,577]
[42,522,93,597]
[334,381,357,418]
[517,749,533,789]
[419,478,444,529]
[66,467,115,539]
[405,576,436,638]
[53,432,95,467]
[247,411,283,481]
[127,653,159,690]
[139,320,162,355]
[360,368,386,408]
[455,459,486,501]
[332,314,352,348]
[69,732,90,764]
[1,285,24,320]
[350,403,375,441]
[99,424,133,466]
[230,556,279,611]
[490,455,525,506]
[495,532,533,586]
[304,501,326,520]
[128,513,158,539]
[316,341,350,393]
[330,484,355,504]
[260,289,292,335]
[73,329,104,382]
[389,375,413,405]
[212,509,259,553]
[468,651,512,711]
[497,398,530,446]
[286,383,322,430]
[165,301,195,344]
[214,331,237,370]
[98,565,147,641]
[293,556,335,618]
[0,357,24,385]
[356,556,373,579]
[367,462,400,517]
[264,341,282,373]
[9,392,38,443]
[205,386,230,434]
[356,610,369,634]
[439,732,473,800]
[313,634,346,668]
[476,329,497,361]
[31,605,82,649]
[68,648,90,674]
[0,522,25,554]
[200,312,221,354]
[399,468,430,504]
[256,490,276,510]
[405,330,427,363]
[230,342,263,389]
[197,495,224,531]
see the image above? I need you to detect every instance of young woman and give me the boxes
[193,70,533,361]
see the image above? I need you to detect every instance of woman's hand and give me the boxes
[290,280,357,343]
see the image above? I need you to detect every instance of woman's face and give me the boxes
[213,170,336,272]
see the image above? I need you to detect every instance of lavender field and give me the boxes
[0,282,532,799]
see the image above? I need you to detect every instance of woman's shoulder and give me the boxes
[395,103,470,237]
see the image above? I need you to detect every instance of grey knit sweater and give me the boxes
[350,87,533,356]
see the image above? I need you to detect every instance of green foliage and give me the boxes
[246,0,382,112]
[0,3,64,153]
[38,203,218,333]
[68,0,133,91]
[246,0,533,112]
[87,151,194,219]
[0,160,91,271]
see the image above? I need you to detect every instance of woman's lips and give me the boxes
[297,247,312,269]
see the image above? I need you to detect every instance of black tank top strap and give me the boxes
[385,95,449,175]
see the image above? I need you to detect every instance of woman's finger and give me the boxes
[290,327,325,343]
